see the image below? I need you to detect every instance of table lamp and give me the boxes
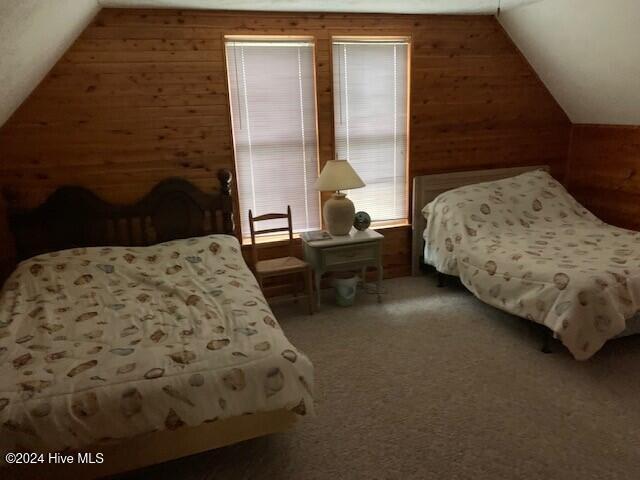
[315,159,365,235]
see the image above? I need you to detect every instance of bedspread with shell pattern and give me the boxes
[423,170,640,360]
[0,234,313,453]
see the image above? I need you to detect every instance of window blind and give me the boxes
[225,38,321,237]
[332,39,409,223]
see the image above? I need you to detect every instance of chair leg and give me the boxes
[304,268,314,315]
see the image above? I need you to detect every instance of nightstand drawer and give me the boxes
[322,243,378,266]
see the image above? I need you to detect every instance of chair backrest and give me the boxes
[248,206,294,266]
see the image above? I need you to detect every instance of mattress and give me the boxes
[0,235,313,453]
[422,170,640,360]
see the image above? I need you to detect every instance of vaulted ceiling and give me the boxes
[0,0,99,127]
[1,0,638,127]
[500,0,640,125]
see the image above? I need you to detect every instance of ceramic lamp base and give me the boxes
[323,192,355,236]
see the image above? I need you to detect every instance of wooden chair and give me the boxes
[249,206,314,314]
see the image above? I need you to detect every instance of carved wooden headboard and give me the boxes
[6,169,236,262]
[411,165,550,276]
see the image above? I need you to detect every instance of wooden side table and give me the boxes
[301,229,384,307]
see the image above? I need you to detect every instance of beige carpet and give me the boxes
[124,275,640,480]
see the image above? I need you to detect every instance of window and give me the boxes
[332,37,410,224]
[225,37,320,238]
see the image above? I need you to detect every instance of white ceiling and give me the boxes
[0,0,99,127]
[0,0,637,128]
[100,0,538,14]
[499,0,640,125]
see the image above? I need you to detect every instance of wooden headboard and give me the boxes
[411,165,550,276]
[7,169,236,262]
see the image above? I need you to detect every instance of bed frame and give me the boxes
[7,170,236,262]
[1,170,299,478]
[5,409,297,480]
[410,165,550,276]
[411,165,553,351]
[412,165,640,356]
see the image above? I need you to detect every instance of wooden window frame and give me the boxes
[222,34,322,243]
[328,35,412,229]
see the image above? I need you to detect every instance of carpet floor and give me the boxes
[124,274,640,480]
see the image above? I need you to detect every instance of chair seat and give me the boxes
[256,256,309,275]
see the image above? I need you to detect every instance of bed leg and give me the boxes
[541,329,553,354]
[437,272,445,288]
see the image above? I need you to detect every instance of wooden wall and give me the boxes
[0,8,571,282]
[0,196,16,283]
[567,124,640,230]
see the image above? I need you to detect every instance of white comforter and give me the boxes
[423,170,640,360]
[0,235,313,453]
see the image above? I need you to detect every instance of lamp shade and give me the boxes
[315,159,365,192]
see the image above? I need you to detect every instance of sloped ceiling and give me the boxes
[0,0,100,127]
[499,0,640,125]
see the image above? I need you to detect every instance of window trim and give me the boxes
[328,35,412,226]
[223,34,322,240]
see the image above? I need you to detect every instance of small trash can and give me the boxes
[332,272,359,307]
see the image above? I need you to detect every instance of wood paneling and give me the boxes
[0,196,16,286]
[567,124,640,230]
[0,8,571,282]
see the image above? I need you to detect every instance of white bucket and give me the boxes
[333,274,359,307]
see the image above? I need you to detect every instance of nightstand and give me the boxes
[301,228,384,307]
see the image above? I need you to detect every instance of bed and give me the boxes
[411,166,640,360]
[0,170,313,477]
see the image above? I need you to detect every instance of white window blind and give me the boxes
[332,39,409,223]
[225,38,320,237]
